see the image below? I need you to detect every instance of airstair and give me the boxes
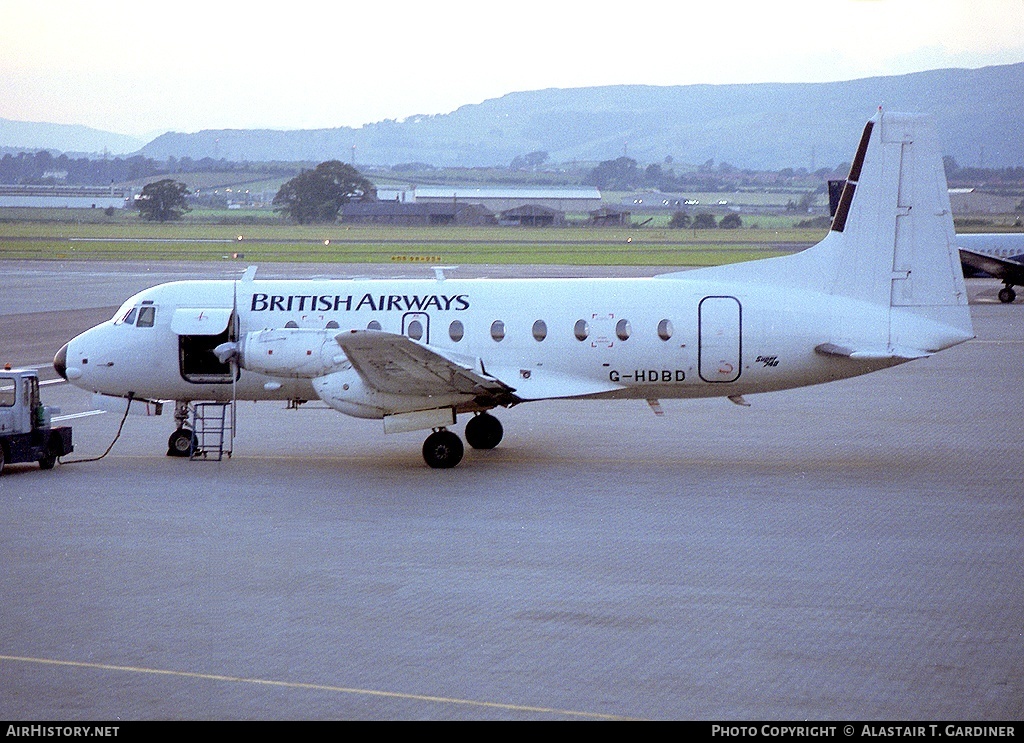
[189,402,234,460]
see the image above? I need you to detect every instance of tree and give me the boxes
[273,161,375,224]
[692,212,717,229]
[510,150,549,170]
[719,213,743,229]
[668,211,691,229]
[585,157,641,190]
[136,179,191,222]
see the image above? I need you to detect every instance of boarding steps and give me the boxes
[189,402,234,461]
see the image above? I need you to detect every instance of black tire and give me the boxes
[465,412,503,450]
[0,446,5,476]
[422,430,464,469]
[998,286,1016,304]
[167,428,197,457]
[39,437,62,470]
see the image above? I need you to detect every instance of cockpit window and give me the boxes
[137,306,156,327]
[122,307,138,325]
[112,298,137,324]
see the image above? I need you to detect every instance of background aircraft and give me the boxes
[956,234,1024,303]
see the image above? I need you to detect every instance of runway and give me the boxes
[0,261,1021,720]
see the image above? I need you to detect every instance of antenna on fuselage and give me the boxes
[432,266,458,281]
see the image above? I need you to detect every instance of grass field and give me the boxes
[0,214,821,265]
[2,205,1018,266]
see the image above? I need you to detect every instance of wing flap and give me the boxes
[335,330,515,400]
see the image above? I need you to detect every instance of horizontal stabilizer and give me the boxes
[815,343,931,361]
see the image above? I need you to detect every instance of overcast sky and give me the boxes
[2,0,1023,137]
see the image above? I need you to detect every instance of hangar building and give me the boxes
[0,185,129,209]
[377,186,602,213]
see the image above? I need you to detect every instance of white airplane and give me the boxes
[54,111,974,468]
[956,233,1024,303]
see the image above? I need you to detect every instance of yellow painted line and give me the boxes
[0,654,636,720]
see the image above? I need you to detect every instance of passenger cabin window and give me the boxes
[449,320,464,342]
[616,319,631,341]
[325,320,339,329]
[532,320,547,342]
[490,320,505,342]
[407,319,424,341]
[574,319,590,341]
[367,320,382,331]
[657,319,673,341]
[137,306,156,327]
[285,320,299,328]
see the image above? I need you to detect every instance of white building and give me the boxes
[0,185,129,209]
[377,186,602,213]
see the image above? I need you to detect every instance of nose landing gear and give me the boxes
[167,401,196,457]
[167,428,197,457]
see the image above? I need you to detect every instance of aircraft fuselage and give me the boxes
[58,274,900,408]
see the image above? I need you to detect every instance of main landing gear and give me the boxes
[422,430,464,469]
[421,412,504,469]
[998,283,1017,304]
[465,411,503,450]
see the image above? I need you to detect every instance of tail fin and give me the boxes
[671,110,973,355]
[830,112,966,308]
[825,110,973,352]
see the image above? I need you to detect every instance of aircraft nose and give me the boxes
[54,343,69,380]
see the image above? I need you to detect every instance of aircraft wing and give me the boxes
[959,247,1024,285]
[334,329,517,403]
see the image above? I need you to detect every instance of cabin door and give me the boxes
[172,307,237,384]
[698,296,742,383]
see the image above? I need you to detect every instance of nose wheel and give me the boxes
[167,428,197,457]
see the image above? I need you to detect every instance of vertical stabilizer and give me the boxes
[828,111,973,352]
[659,111,973,353]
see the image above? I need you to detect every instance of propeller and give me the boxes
[223,265,256,447]
[230,271,238,444]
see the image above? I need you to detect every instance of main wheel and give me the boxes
[998,286,1016,303]
[167,428,197,457]
[422,430,464,469]
[465,412,503,450]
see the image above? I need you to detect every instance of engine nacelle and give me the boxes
[230,328,349,379]
[312,368,474,421]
